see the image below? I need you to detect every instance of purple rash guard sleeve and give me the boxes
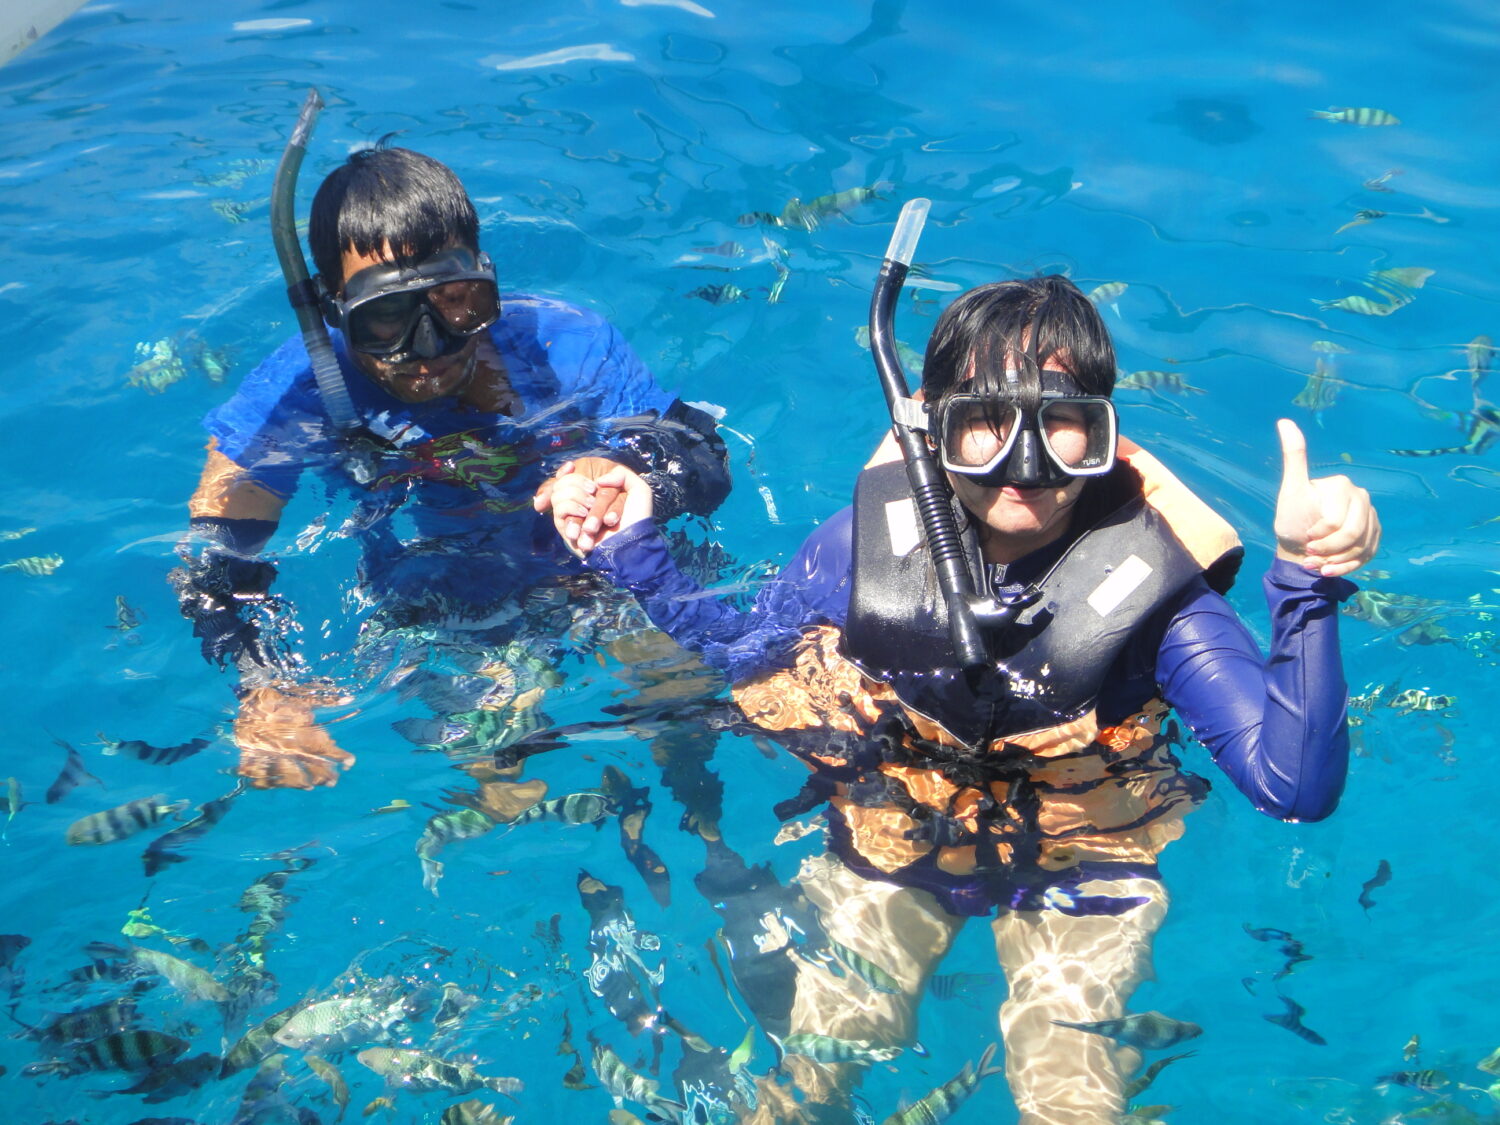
[1154,558,1356,822]
[587,508,852,682]
[592,511,1356,823]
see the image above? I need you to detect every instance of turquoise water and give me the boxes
[3,1,1498,1121]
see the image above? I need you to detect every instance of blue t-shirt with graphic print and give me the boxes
[203,294,679,615]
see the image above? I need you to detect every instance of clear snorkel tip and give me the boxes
[883,198,930,267]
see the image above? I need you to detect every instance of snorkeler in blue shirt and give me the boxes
[560,274,1380,1124]
[173,116,729,790]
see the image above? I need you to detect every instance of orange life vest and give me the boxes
[731,440,1241,879]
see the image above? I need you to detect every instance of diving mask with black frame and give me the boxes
[322,247,500,363]
[935,372,1117,490]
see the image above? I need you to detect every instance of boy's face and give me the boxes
[339,243,481,404]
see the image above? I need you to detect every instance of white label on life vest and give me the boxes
[885,498,921,557]
[1088,554,1152,617]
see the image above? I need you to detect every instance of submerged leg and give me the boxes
[743,852,964,1124]
[991,877,1169,1125]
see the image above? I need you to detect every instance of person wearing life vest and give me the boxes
[560,276,1379,1124]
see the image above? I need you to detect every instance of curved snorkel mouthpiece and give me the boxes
[271,88,359,432]
[868,198,989,672]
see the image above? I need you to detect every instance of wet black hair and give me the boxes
[920,276,1116,419]
[309,145,481,291]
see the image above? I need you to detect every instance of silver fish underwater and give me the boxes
[273,987,416,1053]
[781,1032,901,1065]
[441,1099,514,1125]
[45,739,102,804]
[1316,294,1399,316]
[592,1040,683,1119]
[511,790,612,829]
[1312,106,1400,126]
[357,1046,523,1096]
[1050,1010,1202,1050]
[1116,370,1204,395]
[879,1042,1003,1125]
[130,947,230,1004]
[99,733,209,766]
[1,552,63,576]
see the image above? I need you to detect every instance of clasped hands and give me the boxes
[532,455,654,557]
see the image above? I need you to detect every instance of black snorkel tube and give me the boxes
[271,88,359,432]
[868,199,992,672]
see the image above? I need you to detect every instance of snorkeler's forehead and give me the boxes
[337,238,476,291]
[960,353,1088,396]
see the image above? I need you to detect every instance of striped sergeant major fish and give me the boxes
[1334,209,1385,234]
[1,554,63,576]
[687,283,751,306]
[1377,1068,1449,1091]
[1124,1051,1197,1099]
[30,995,139,1047]
[23,1029,190,1075]
[441,1099,513,1125]
[879,1042,1003,1125]
[66,795,189,845]
[819,936,901,995]
[1389,688,1456,713]
[1312,106,1401,126]
[98,733,209,766]
[1317,294,1400,316]
[738,184,888,232]
[1116,370,1205,396]
[417,806,499,896]
[511,790,613,829]
[1390,405,1500,457]
[141,780,246,877]
[1293,358,1340,412]
[1263,995,1326,1045]
[591,1039,684,1120]
[356,1046,524,1096]
[927,971,1002,1002]
[780,1032,902,1065]
[220,1001,304,1077]
[45,738,102,805]
[1050,1010,1202,1050]
[107,595,143,632]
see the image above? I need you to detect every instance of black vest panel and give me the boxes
[842,459,1204,748]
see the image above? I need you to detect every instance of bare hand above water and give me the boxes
[1273,419,1381,578]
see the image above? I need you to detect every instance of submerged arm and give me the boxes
[173,443,353,788]
[587,502,854,684]
[175,445,288,673]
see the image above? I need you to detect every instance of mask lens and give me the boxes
[940,398,1019,471]
[1038,398,1115,472]
[350,292,422,350]
[344,277,499,357]
[427,279,499,334]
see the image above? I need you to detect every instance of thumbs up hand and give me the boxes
[1273,419,1381,577]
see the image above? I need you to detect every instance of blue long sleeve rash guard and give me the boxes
[589,506,1354,823]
